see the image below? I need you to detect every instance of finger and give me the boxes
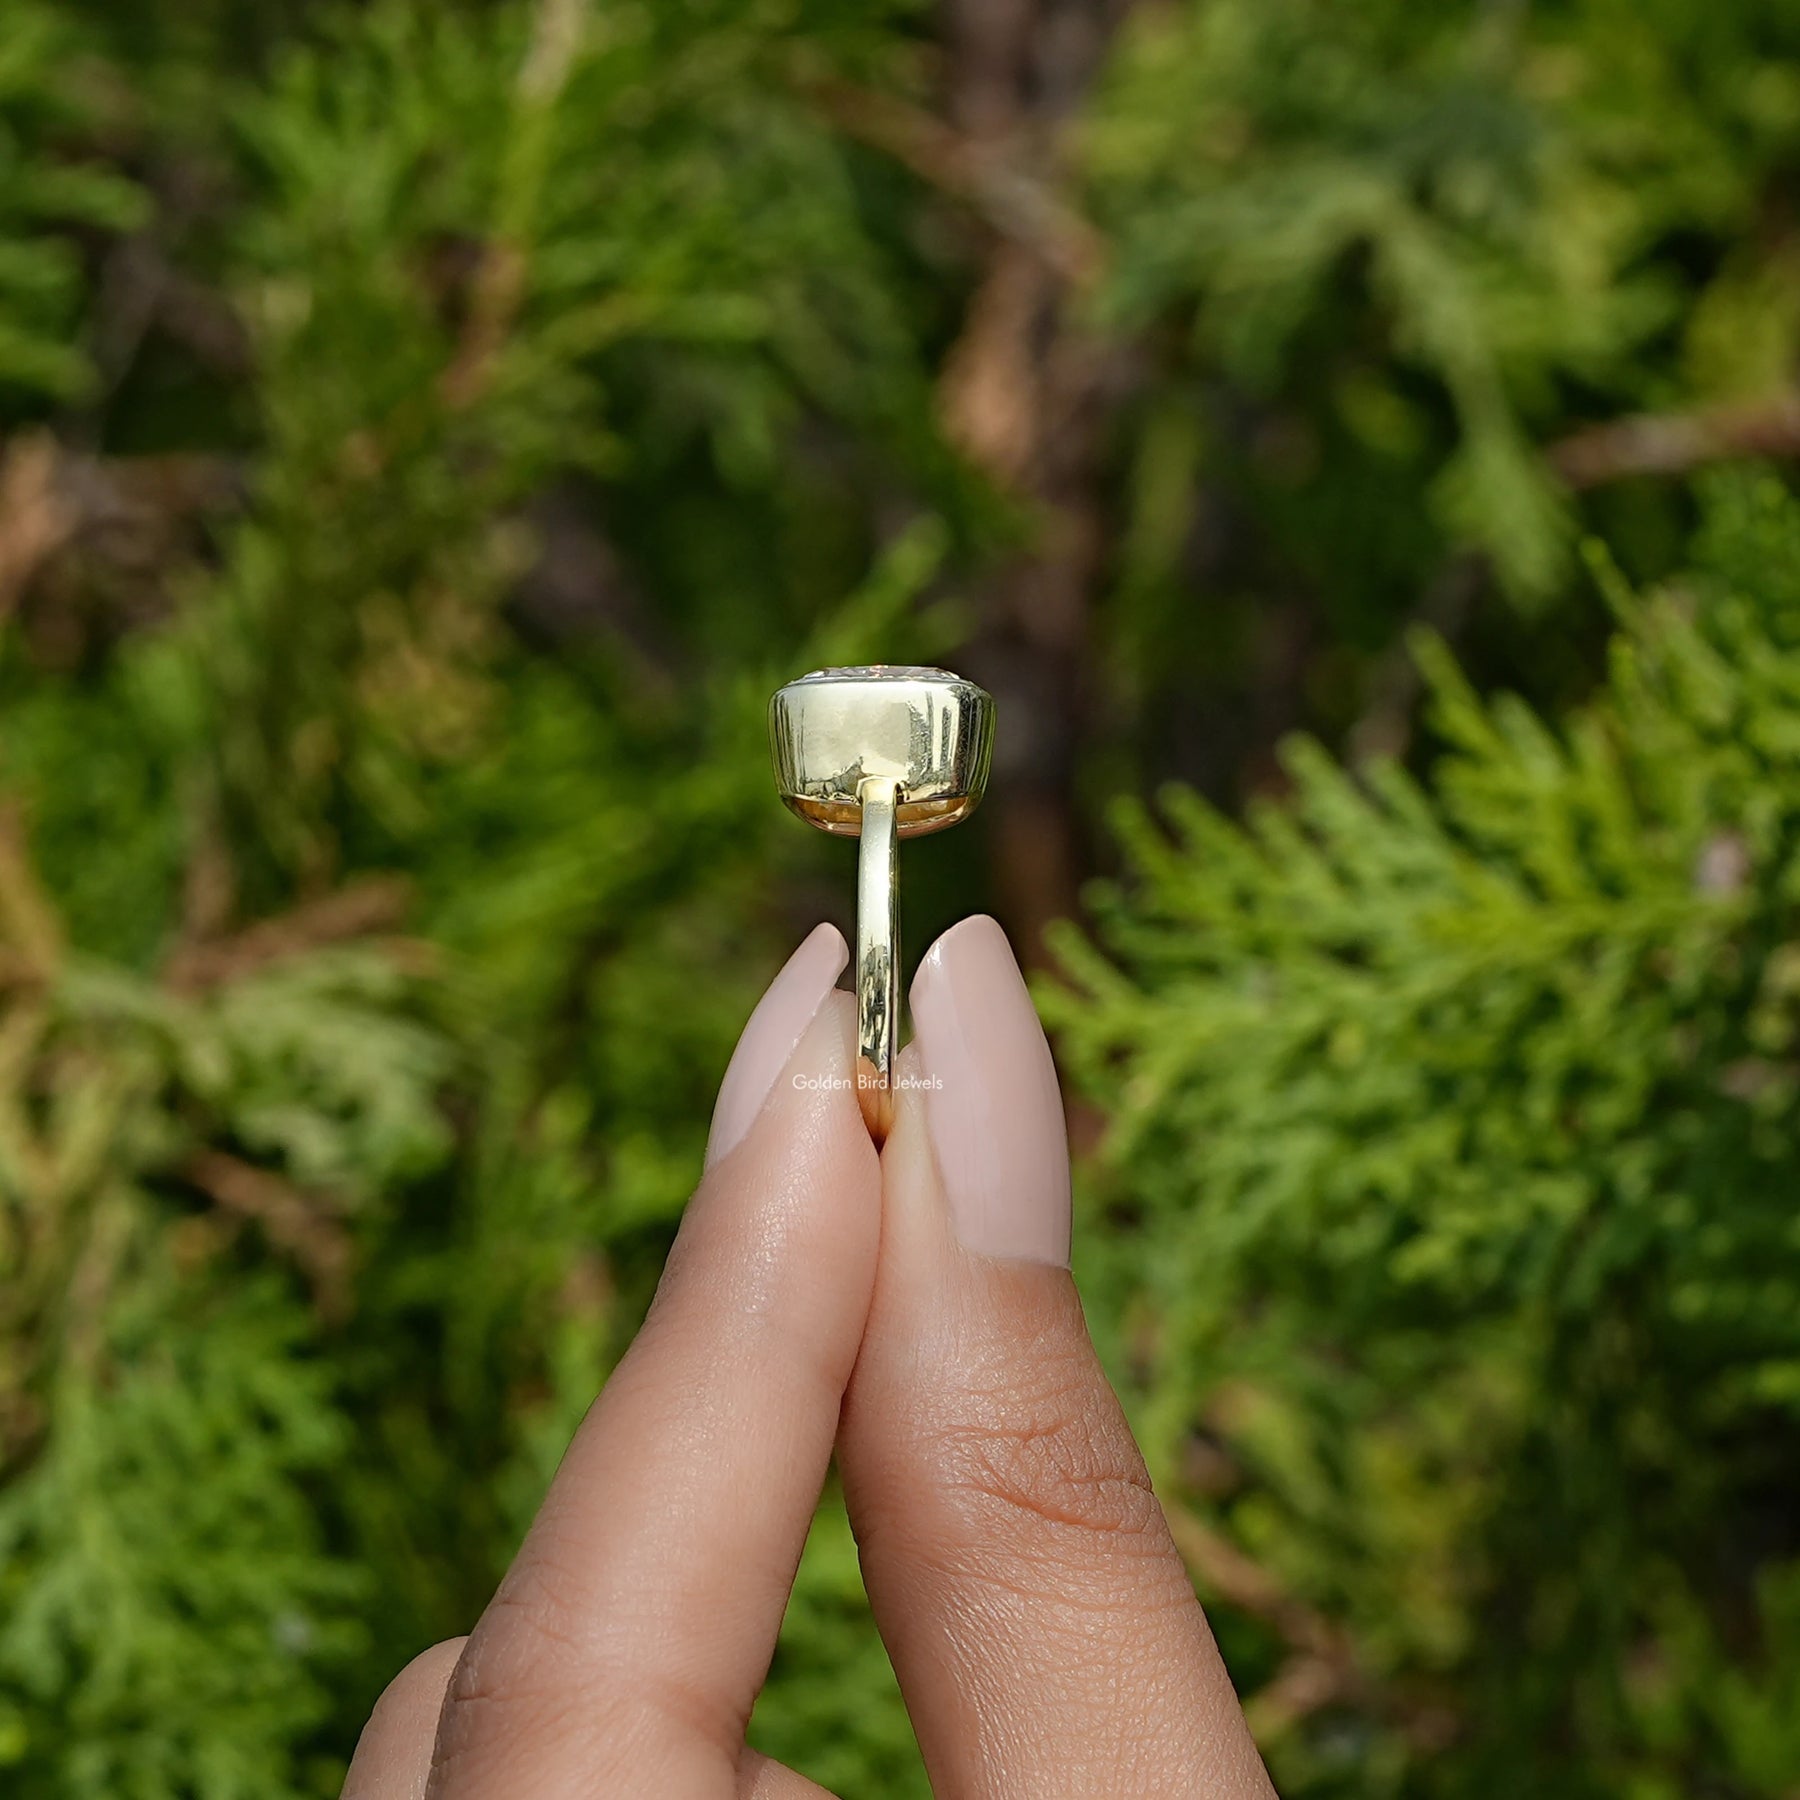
[736,1750,836,1798]
[429,924,879,1799]
[341,1638,464,1799]
[340,1646,837,1800]
[336,1654,837,1800]
[839,916,1275,1799]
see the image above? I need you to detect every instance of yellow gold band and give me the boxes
[768,664,996,1143]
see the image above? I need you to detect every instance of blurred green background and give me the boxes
[2,0,1800,1793]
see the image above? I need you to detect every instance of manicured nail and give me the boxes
[705,923,848,1169]
[909,915,1072,1266]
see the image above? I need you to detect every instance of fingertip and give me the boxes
[706,923,850,1171]
[723,986,878,1229]
[909,910,1007,993]
[908,912,1071,1267]
[870,1039,958,1280]
[690,986,877,1275]
[342,1636,464,1800]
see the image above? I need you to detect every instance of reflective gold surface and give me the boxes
[768,665,995,1138]
[769,666,995,838]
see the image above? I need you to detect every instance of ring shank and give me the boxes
[855,776,899,1140]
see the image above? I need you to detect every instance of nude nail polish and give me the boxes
[705,923,848,1169]
[909,915,1072,1266]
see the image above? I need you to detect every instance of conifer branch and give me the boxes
[0,804,64,978]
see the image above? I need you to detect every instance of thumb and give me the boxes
[838,916,1273,1799]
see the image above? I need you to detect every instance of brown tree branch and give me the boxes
[803,77,1106,288]
[918,0,1130,971]
[0,433,240,638]
[162,876,415,991]
[183,1148,353,1318]
[1166,1501,1461,1749]
[0,435,79,619]
[1549,390,1800,489]
[441,0,591,408]
[1165,1502,1366,1710]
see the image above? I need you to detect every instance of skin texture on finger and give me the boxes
[736,1751,837,1799]
[427,979,877,1800]
[838,918,1275,1799]
[341,1639,465,1800]
[340,1642,837,1800]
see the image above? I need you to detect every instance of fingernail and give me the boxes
[909,915,1072,1266]
[706,923,848,1169]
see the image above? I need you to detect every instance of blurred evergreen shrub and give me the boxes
[0,0,1796,1794]
[1084,0,1800,756]
[0,0,943,1791]
[1047,475,1800,1797]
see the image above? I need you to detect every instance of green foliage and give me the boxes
[1046,474,1800,1796]
[1,0,947,1790]
[0,2,144,400]
[189,0,944,890]
[0,908,449,1794]
[1084,0,1800,757]
[1,0,1798,1793]
[0,1277,358,1799]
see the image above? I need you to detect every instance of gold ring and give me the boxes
[769,665,995,1139]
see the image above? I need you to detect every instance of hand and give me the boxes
[343,917,1276,1799]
